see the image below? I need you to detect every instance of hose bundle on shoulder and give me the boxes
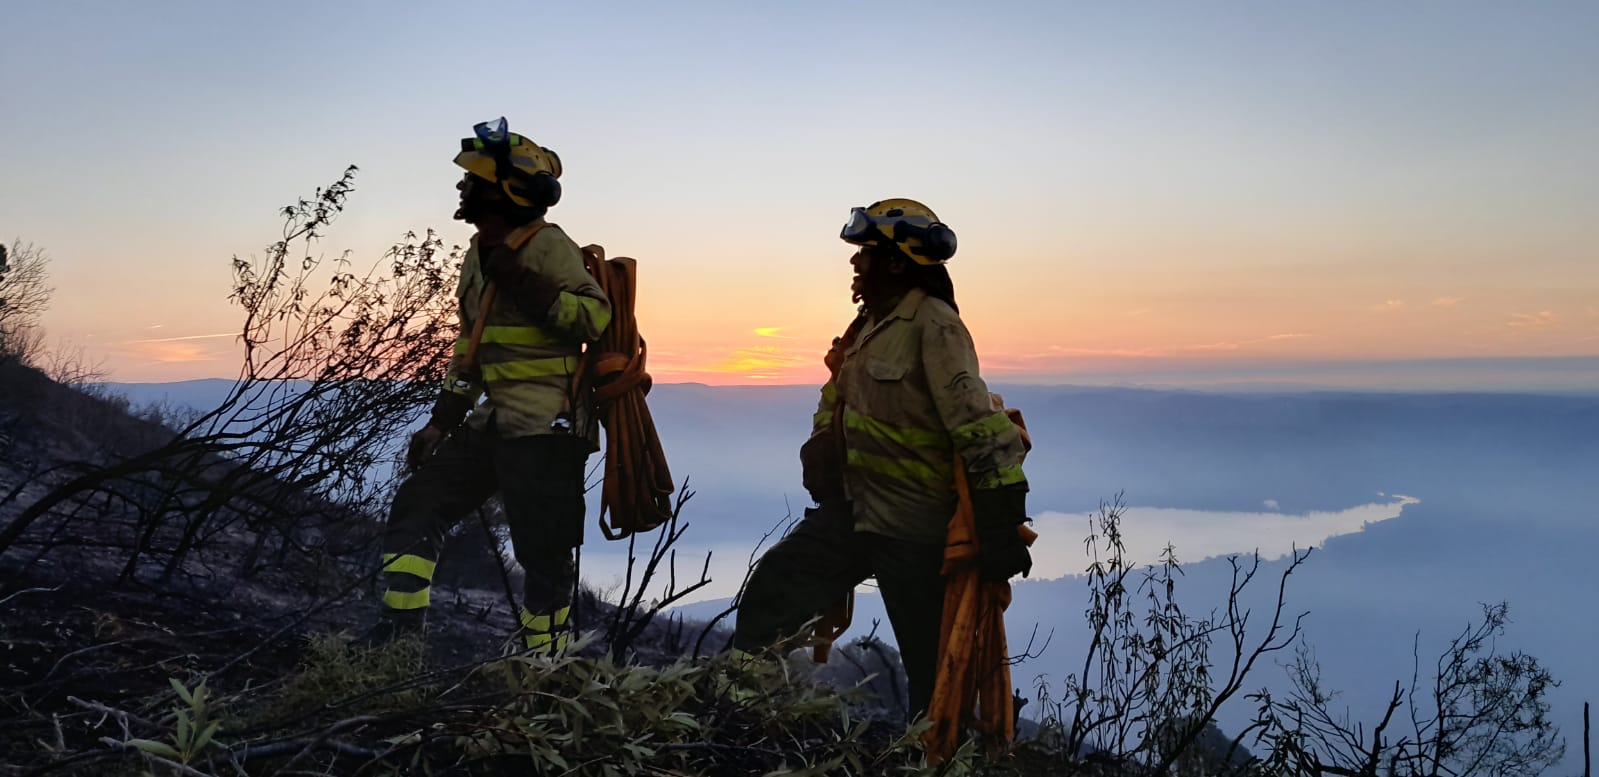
[576,244,674,540]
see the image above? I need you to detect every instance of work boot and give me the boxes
[349,609,425,651]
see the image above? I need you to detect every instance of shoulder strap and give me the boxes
[463,223,555,370]
[504,221,554,251]
[823,311,869,378]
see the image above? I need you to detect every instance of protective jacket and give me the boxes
[813,288,1028,544]
[444,224,611,445]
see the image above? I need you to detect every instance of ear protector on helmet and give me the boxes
[457,117,563,209]
[504,162,561,208]
[901,220,956,262]
[839,199,958,265]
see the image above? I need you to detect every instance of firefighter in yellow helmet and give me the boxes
[355,118,611,655]
[732,199,1032,719]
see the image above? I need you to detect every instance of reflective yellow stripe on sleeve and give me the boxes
[814,382,839,431]
[442,373,481,397]
[951,411,1018,449]
[551,292,611,333]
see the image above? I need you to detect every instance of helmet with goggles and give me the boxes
[454,117,563,209]
[839,198,957,265]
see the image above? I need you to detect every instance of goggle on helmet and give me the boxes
[453,117,563,209]
[840,198,957,265]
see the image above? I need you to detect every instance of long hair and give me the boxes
[865,243,960,313]
[909,262,958,313]
[500,201,549,226]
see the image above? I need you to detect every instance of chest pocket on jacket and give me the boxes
[866,356,909,382]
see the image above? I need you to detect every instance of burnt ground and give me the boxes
[0,542,755,776]
[0,546,523,774]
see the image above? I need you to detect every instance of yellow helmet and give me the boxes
[839,198,957,265]
[453,117,563,209]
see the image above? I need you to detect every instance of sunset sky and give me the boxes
[4,1,1596,388]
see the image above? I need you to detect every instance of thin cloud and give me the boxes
[1032,345,1168,358]
[1507,311,1559,330]
[995,334,1312,365]
[127,332,238,344]
[1431,297,1464,309]
[127,341,224,364]
[717,345,809,377]
[1373,299,1406,312]
[1185,333,1310,352]
[650,339,816,382]
[753,327,790,339]
[147,323,165,329]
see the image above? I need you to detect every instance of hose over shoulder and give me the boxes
[576,246,674,540]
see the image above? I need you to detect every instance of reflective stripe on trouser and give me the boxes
[380,553,436,612]
[731,500,946,721]
[380,424,589,618]
[519,605,572,655]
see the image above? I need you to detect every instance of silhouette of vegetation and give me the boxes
[1244,603,1563,776]
[0,168,459,588]
[1023,495,1308,774]
[0,239,53,368]
[1015,497,1562,777]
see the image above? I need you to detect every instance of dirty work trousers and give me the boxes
[732,500,947,720]
[379,423,589,621]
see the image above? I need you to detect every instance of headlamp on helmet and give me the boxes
[475,116,509,146]
[453,116,563,209]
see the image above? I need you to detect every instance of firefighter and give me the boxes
[355,118,610,655]
[732,199,1033,719]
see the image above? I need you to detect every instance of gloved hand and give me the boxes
[429,389,475,430]
[483,247,562,318]
[970,485,1032,582]
[406,424,447,472]
[407,390,474,472]
[799,431,844,504]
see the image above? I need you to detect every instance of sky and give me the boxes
[3,1,1597,387]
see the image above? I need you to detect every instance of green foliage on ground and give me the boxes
[129,635,981,777]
